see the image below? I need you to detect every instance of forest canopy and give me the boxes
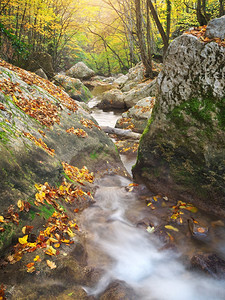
[0,0,224,75]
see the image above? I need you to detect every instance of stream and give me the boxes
[81,97,225,300]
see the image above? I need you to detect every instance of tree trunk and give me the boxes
[147,0,169,53]
[135,0,153,78]
[166,0,171,40]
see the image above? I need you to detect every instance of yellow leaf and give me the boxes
[46,260,56,269]
[45,246,56,256]
[12,95,18,102]
[0,216,4,223]
[67,228,75,238]
[34,255,41,262]
[17,199,24,211]
[18,235,28,245]
[165,225,179,232]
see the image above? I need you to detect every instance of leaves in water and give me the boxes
[165,225,179,232]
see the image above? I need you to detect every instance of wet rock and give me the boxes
[205,16,225,40]
[54,287,95,300]
[191,253,225,279]
[99,280,137,300]
[97,89,126,109]
[54,74,92,102]
[34,68,48,80]
[188,218,209,241]
[66,62,95,80]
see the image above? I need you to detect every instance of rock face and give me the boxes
[0,59,123,252]
[205,15,225,39]
[133,33,225,215]
[116,97,155,133]
[26,52,54,78]
[66,62,95,80]
[54,74,92,102]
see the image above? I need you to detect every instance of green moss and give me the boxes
[167,95,225,134]
[90,151,99,160]
[0,131,9,144]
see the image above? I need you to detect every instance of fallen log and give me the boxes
[101,126,141,140]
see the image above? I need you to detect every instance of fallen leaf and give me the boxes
[46,260,56,269]
[33,255,41,262]
[165,225,179,232]
[18,235,28,245]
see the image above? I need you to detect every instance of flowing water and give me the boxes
[83,98,225,300]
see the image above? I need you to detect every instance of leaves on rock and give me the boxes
[66,127,88,138]
[80,118,101,130]
[185,25,225,47]
[23,132,55,156]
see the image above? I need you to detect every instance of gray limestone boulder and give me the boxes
[133,32,225,216]
[54,74,92,102]
[205,15,225,40]
[114,74,128,87]
[97,89,126,109]
[66,62,95,79]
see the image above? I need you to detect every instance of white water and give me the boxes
[82,175,225,300]
[84,97,225,299]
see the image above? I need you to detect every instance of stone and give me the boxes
[114,74,128,87]
[205,15,225,40]
[97,89,126,109]
[66,62,95,80]
[99,280,137,300]
[191,253,225,279]
[133,32,225,216]
[34,68,48,80]
[116,97,155,133]
[123,79,157,108]
[54,74,92,102]
[26,52,54,78]
[0,60,124,253]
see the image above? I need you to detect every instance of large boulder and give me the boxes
[116,97,155,133]
[97,89,126,109]
[205,15,225,40]
[133,32,225,216]
[0,59,123,253]
[26,52,54,78]
[54,74,92,102]
[66,62,95,80]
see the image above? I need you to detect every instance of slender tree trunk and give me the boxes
[196,0,207,25]
[166,0,171,40]
[147,0,169,53]
[135,0,153,78]
[219,0,224,16]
